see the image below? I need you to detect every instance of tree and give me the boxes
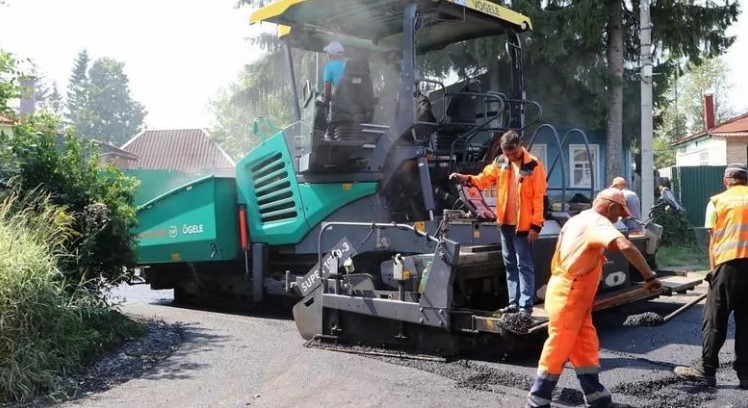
[655,57,734,142]
[653,136,675,168]
[70,57,146,145]
[210,31,319,158]
[677,57,734,133]
[0,50,20,114]
[2,115,139,293]
[65,50,89,125]
[35,80,64,117]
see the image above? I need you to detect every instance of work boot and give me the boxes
[673,365,716,387]
[519,307,533,317]
[499,304,519,314]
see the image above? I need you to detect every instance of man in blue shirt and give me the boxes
[323,41,347,104]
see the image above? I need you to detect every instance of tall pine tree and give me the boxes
[66,49,89,125]
[74,57,146,145]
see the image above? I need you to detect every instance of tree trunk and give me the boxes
[605,0,624,188]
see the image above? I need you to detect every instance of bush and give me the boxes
[651,201,697,247]
[0,193,144,403]
[0,114,139,294]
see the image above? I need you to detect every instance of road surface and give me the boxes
[61,283,746,408]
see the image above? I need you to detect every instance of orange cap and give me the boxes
[596,188,631,217]
[610,176,627,188]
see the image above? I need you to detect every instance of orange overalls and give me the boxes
[526,209,624,408]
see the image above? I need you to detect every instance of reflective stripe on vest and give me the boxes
[711,186,748,266]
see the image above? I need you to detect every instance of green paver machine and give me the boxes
[133,0,703,354]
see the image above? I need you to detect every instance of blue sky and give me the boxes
[0,0,746,129]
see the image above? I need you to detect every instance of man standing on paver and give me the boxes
[525,188,662,408]
[674,163,748,389]
[449,130,547,316]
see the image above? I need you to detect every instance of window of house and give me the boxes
[529,144,547,166]
[699,149,709,165]
[569,144,599,189]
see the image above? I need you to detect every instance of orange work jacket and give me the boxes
[710,185,748,266]
[468,147,547,233]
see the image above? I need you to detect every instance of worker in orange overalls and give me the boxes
[450,130,547,316]
[674,163,748,388]
[526,188,662,408]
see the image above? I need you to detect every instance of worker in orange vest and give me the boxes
[526,188,662,408]
[450,130,547,316]
[674,163,748,388]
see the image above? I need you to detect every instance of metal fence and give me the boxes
[669,165,726,227]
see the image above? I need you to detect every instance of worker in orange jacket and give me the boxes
[450,130,547,315]
[526,188,661,408]
[674,163,748,388]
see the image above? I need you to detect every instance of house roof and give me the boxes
[120,129,235,172]
[672,112,748,146]
[93,140,140,161]
[0,114,12,125]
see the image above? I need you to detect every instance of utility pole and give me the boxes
[640,0,655,218]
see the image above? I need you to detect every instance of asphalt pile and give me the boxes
[388,358,534,392]
[304,338,446,362]
[497,313,535,334]
[611,376,716,408]
[623,312,665,327]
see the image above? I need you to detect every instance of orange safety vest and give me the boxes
[469,147,548,232]
[710,185,748,266]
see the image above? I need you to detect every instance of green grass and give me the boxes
[656,244,710,271]
[0,193,144,403]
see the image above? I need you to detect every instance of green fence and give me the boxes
[670,165,726,227]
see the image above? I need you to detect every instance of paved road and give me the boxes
[63,284,746,408]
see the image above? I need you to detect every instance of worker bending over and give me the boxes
[526,188,661,408]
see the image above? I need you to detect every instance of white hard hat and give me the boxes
[324,41,345,55]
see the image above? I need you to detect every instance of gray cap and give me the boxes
[724,163,748,179]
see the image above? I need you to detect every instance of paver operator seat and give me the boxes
[327,59,375,140]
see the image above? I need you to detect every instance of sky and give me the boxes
[0,0,267,129]
[0,0,747,130]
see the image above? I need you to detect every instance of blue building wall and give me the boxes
[523,124,633,203]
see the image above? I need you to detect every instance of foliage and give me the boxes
[651,200,697,247]
[210,32,317,158]
[65,50,90,126]
[36,79,64,117]
[657,57,735,141]
[0,192,144,403]
[653,136,675,169]
[656,244,709,271]
[0,50,20,114]
[1,114,140,294]
[72,57,147,145]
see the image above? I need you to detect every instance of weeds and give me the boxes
[656,244,710,271]
[0,193,143,403]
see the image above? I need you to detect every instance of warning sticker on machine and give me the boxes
[298,238,356,297]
